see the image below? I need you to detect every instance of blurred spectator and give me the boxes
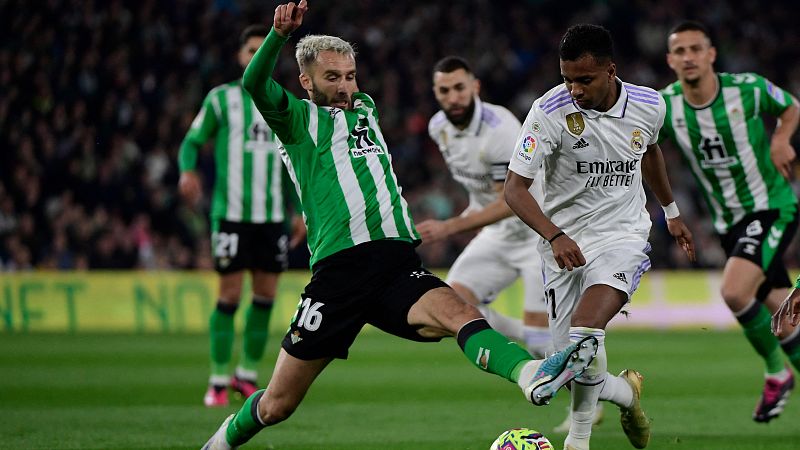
[2,0,800,270]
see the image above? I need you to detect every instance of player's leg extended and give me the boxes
[760,210,800,370]
[233,270,279,397]
[407,287,596,404]
[409,286,530,379]
[722,258,786,376]
[451,282,523,341]
[564,285,626,450]
[446,235,525,341]
[206,271,244,407]
[766,287,800,370]
[520,251,553,358]
[203,349,332,449]
[564,244,651,449]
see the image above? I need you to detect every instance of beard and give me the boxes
[444,98,476,128]
[311,83,351,109]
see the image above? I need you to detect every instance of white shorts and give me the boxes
[544,241,651,350]
[446,230,546,313]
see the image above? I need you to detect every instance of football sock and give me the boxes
[457,318,533,383]
[241,296,274,374]
[523,325,553,358]
[780,327,800,372]
[225,389,266,446]
[735,300,784,374]
[597,370,634,408]
[477,305,523,341]
[568,327,606,445]
[210,301,237,379]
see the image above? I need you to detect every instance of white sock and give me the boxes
[235,367,258,381]
[524,325,553,358]
[598,372,634,408]
[209,374,231,386]
[516,360,541,390]
[766,367,791,382]
[477,305,523,341]
[568,327,606,446]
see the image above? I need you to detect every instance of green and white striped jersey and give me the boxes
[179,81,292,224]
[242,30,419,267]
[659,73,797,234]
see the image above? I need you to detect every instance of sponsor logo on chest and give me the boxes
[349,117,385,158]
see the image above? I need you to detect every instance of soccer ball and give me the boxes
[490,428,553,450]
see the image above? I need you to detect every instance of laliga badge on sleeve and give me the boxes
[515,133,536,165]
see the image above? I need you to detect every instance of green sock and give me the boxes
[737,303,784,374]
[241,298,274,373]
[226,389,266,446]
[457,319,533,382]
[210,303,236,377]
[780,329,800,372]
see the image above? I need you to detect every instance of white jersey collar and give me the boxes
[574,77,627,119]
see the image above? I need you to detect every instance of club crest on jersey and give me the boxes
[630,129,645,152]
[532,121,541,133]
[565,112,585,135]
[515,133,536,165]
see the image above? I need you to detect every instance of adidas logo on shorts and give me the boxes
[613,272,628,284]
[572,138,589,149]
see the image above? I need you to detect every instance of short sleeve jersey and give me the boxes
[659,72,797,234]
[508,79,665,259]
[428,98,541,241]
[244,30,421,268]
[179,82,288,224]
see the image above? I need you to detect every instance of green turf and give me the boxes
[1,329,798,449]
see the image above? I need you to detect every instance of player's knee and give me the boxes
[218,286,243,304]
[258,395,298,426]
[720,285,750,310]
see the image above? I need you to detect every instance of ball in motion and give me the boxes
[490,428,553,450]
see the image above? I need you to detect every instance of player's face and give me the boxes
[666,30,716,85]
[238,36,266,69]
[300,51,357,110]
[432,69,480,128]
[560,54,616,111]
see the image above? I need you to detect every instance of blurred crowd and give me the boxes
[3,0,800,271]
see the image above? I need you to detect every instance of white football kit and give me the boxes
[508,79,663,349]
[428,98,546,317]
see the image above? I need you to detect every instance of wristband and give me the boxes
[662,202,680,220]
[547,231,566,244]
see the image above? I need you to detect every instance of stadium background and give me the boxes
[3,2,800,450]
[4,0,800,274]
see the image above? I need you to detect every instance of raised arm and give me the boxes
[641,143,696,262]
[241,1,308,112]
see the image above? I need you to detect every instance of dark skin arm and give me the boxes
[504,171,586,271]
[640,143,696,262]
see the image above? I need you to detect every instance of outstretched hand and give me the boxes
[416,219,452,243]
[667,217,696,262]
[274,0,308,37]
[772,289,800,335]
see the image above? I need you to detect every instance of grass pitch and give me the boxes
[1,329,798,449]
